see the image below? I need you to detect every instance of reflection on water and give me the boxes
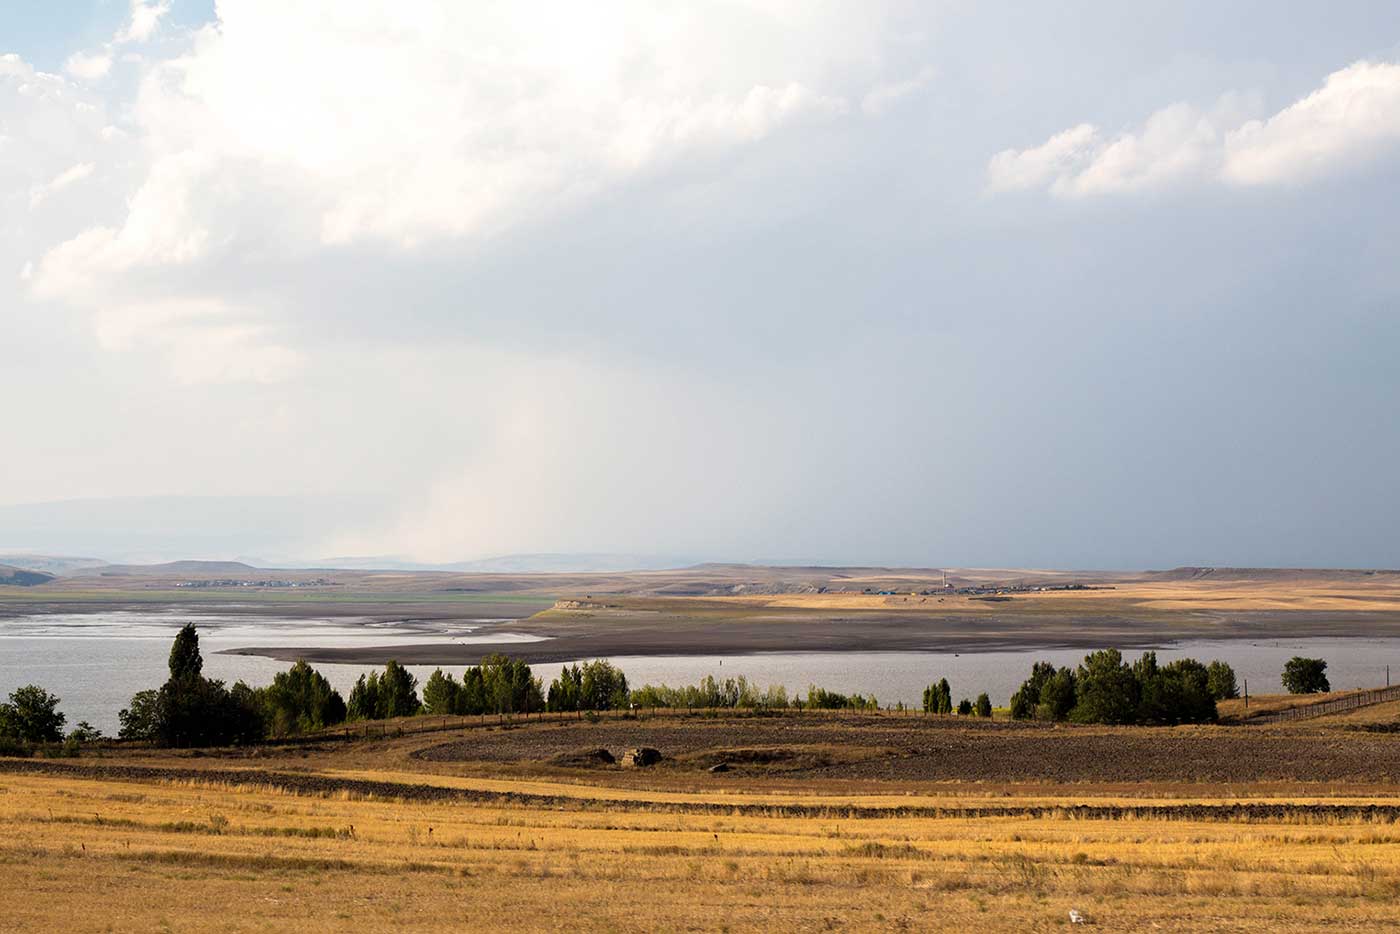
[3,611,1399,735]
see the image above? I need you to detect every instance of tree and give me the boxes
[1282,657,1329,694]
[155,674,262,747]
[168,623,203,680]
[1010,661,1058,720]
[119,689,160,741]
[1038,667,1077,721]
[0,685,66,743]
[123,626,265,747]
[922,678,953,714]
[580,660,629,710]
[262,660,347,734]
[422,669,462,716]
[548,664,583,712]
[1206,660,1239,700]
[1070,649,1139,725]
[347,672,382,721]
[380,661,420,718]
[974,693,992,718]
[956,697,973,716]
[478,656,542,714]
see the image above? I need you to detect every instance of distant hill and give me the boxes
[70,560,261,577]
[0,554,108,575]
[0,564,56,586]
[313,553,703,573]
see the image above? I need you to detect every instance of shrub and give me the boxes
[975,693,992,718]
[956,698,973,716]
[1282,657,1329,694]
[67,721,103,743]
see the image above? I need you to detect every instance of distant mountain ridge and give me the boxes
[0,564,56,586]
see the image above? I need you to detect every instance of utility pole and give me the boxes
[1244,679,1248,709]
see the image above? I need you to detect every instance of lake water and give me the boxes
[3,611,1399,734]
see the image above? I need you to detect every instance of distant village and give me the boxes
[841,582,1116,597]
[173,578,336,589]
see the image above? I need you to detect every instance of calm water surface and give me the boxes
[3,611,1399,734]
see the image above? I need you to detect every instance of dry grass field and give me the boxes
[5,711,1400,932]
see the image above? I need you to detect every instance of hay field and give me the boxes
[6,717,1400,932]
[717,577,1400,615]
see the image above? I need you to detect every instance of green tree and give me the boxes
[262,660,347,734]
[1206,660,1239,700]
[1038,667,1077,721]
[974,693,992,718]
[154,674,262,747]
[1160,658,1217,724]
[1010,661,1058,720]
[422,669,462,716]
[347,672,382,720]
[548,664,583,712]
[936,678,952,714]
[1071,649,1139,725]
[168,623,203,680]
[118,689,160,741]
[0,684,66,743]
[956,697,973,716]
[580,660,629,710]
[380,661,420,718]
[1282,657,1329,694]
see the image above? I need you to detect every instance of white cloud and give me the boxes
[29,162,95,208]
[988,59,1400,197]
[986,123,1098,193]
[1224,61,1400,185]
[24,1,898,383]
[116,0,172,44]
[64,52,112,81]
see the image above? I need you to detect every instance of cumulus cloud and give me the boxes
[115,0,172,44]
[1224,61,1400,185]
[63,52,112,81]
[22,0,901,383]
[986,123,1098,193]
[988,59,1400,197]
[58,0,170,87]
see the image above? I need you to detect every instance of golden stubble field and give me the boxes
[5,727,1400,933]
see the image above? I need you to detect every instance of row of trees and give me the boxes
[419,656,545,716]
[3,624,1348,752]
[921,679,993,717]
[1009,650,1239,725]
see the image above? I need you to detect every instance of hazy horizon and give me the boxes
[5,3,1400,570]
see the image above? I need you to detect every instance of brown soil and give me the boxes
[411,713,1400,784]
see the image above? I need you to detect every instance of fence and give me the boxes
[1247,684,1400,725]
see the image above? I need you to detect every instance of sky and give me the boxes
[2,1,1400,569]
